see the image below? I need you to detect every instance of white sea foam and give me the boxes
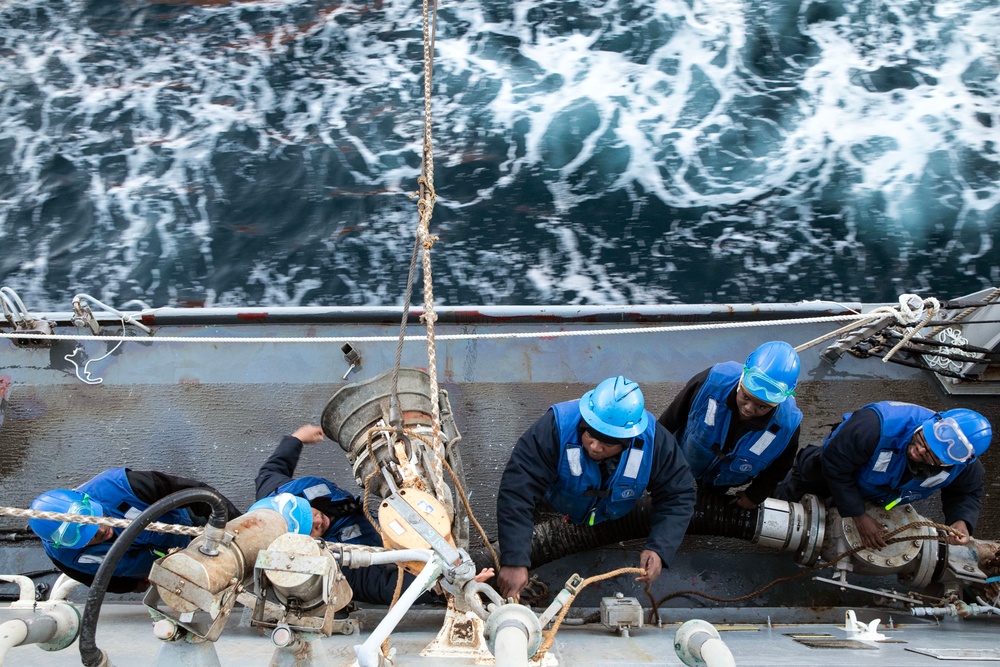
[0,0,996,308]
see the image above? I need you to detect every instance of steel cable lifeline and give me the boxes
[0,291,974,350]
[0,312,895,345]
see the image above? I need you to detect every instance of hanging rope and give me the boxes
[414,0,447,499]
[376,0,449,536]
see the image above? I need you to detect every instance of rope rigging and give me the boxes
[0,506,202,538]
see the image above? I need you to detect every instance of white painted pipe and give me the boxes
[675,620,735,667]
[365,549,433,566]
[0,576,34,604]
[493,623,529,667]
[0,615,63,665]
[49,574,82,602]
[698,637,736,667]
[353,557,442,667]
[0,619,29,664]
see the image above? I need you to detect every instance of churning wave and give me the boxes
[0,0,998,310]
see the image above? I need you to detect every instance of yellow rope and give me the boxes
[534,567,645,660]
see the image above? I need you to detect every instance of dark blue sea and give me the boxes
[1,0,998,311]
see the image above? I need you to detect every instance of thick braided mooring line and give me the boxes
[0,506,202,537]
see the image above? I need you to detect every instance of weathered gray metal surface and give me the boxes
[1,307,999,636]
[2,603,1000,666]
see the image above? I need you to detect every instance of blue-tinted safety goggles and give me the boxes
[49,494,99,549]
[740,365,795,404]
[930,417,975,464]
[274,493,304,534]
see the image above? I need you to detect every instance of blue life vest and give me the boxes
[679,362,802,487]
[272,476,379,545]
[43,468,192,579]
[831,402,969,506]
[544,401,656,525]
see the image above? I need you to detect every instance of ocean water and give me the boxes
[0,0,998,311]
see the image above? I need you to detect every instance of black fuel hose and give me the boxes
[79,488,228,667]
[472,492,759,572]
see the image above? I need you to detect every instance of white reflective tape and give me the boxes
[302,483,331,500]
[623,448,644,479]
[873,451,893,473]
[921,471,950,487]
[705,399,717,427]
[124,506,142,520]
[77,554,106,565]
[340,524,362,541]
[388,520,406,536]
[567,448,583,477]
[749,432,775,456]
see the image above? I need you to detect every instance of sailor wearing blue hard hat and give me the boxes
[775,403,991,550]
[255,424,444,607]
[496,376,696,602]
[659,341,803,510]
[247,493,314,534]
[29,469,241,593]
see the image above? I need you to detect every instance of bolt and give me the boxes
[272,627,292,647]
[886,559,894,566]
[867,555,875,562]
[153,619,177,641]
[903,555,911,561]
[964,565,975,572]
[904,506,913,513]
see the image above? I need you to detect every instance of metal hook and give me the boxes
[341,343,361,380]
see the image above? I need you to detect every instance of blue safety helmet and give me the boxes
[740,341,800,405]
[248,493,313,535]
[579,376,648,439]
[29,489,104,549]
[920,408,991,465]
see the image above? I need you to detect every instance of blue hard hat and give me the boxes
[248,493,313,535]
[579,376,648,439]
[921,408,992,465]
[29,489,104,549]
[741,341,800,405]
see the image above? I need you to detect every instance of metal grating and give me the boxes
[905,647,1000,661]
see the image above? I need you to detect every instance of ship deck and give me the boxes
[3,602,1000,666]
